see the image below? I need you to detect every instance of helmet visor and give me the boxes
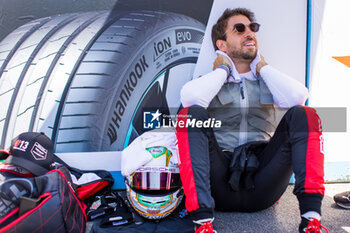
[129,169,181,191]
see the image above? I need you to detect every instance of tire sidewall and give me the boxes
[101,25,204,151]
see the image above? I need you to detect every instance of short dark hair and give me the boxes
[211,8,256,50]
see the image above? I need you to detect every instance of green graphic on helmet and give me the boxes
[137,193,171,208]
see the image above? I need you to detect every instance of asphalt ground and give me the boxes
[214,183,350,233]
[87,183,350,233]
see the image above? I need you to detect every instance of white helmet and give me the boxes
[125,146,183,219]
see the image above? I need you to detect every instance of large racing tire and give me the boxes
[0,10,205,152]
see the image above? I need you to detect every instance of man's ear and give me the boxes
[216,39,227,52]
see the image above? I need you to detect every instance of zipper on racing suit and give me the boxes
[239,78,248,146]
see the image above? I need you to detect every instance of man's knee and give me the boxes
[285,105,322,132]
[287,105,319,116]
[286,105,318,120]
[286,105,305,116]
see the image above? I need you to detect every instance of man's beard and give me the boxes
[229,48,257,61]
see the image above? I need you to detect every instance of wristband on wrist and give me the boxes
[217,63,231,77]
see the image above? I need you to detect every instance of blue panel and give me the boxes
[109,171,126,189]
[305,0,312,106]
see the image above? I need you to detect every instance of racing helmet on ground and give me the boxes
[125,146,183,219]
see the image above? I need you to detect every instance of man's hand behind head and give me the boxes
[213,53,233,71]
[256,54,268,75]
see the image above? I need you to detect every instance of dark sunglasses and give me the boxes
[232,22,260,33]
